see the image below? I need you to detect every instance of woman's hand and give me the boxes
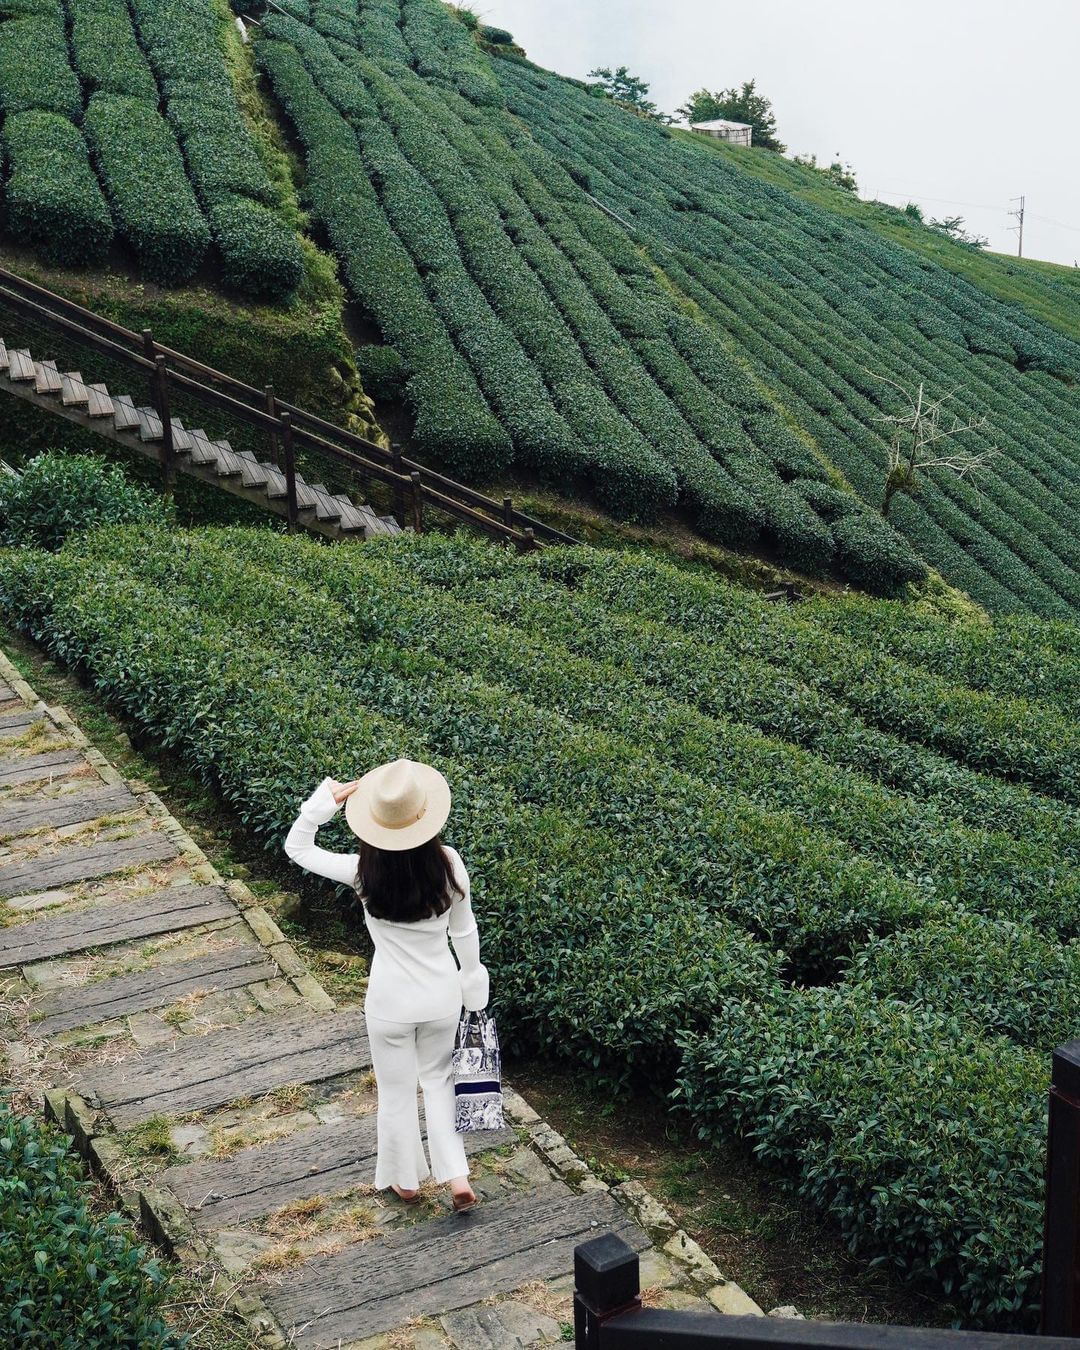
[328,779,361,805]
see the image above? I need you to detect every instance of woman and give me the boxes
[284,758,488,1212]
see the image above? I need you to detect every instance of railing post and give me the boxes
[410,470,424,534]
[1042,1040,1080,1334]
[265,385,278,468]
[503,496,513,529]
[153,355,175,500]
[574,1234,641,1349]
[391,444,406,527]
[280,411,298,533]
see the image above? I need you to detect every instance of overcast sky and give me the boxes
[479,0,1080,268]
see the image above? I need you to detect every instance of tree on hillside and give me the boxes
[587,66,667,121]
[869,371,997,517]
[677,80,785,151]
[927,214,989,250]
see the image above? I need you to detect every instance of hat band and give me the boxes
[371,788,428,830]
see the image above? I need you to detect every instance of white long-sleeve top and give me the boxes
[283,779,489,1022]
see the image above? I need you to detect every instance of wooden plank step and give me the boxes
[0,340,8,371]
[0,884,234,968]
[34,359,62,395]
[0,708,46,739]
[112,394,140,432]
[0,748,85,787]
[78,1008,370,1128]
[331,494,369,533]
[209,439,243,478]
[0,679,16,703]
[308,484,341,524]
[136,406,163,442]
[0,783,138,840]
[169,418,193,453]
[86,383,114,418]
[163,1112,515,1229]
[379,516,403,534]
[8,349,35,381]
[235,450,269,488]
[260,463,316,510]
[188,430,219,467]
[0,827,178,903]
[60,372,90,407]
[29,940,276,1039]
[264,1184,649,1347]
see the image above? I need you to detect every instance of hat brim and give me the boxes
[344,761,451,851]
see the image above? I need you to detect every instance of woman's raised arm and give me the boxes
[284,778,360,887]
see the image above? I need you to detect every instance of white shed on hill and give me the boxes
[690,118,752,147]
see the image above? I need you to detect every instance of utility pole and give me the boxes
[1009,194,1025,257]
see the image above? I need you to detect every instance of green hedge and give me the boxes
[207,195,305,300]
[0,451,167,550]
[1,1099,181,1347]
[2,111,114,266]
[676,990,1046,1326]
[0,13,82,119]
[67,0,158,100]
[84,93,210,285]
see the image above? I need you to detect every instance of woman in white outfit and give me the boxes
[284,758,488,1211]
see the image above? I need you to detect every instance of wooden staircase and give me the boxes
[0,339,401,541]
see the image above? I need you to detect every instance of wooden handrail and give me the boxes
[0,264,576,549]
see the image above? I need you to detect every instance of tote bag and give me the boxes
[452,1009,504,1132]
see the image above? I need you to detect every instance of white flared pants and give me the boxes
[366,1012,469,1190]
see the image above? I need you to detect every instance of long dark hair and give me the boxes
[356,835,461,923]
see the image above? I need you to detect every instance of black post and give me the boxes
[503,496,514,530]
[265,385,278,468]
[153,355,175,500]
[518,526,537,553]
[280,411,298,533]
[1042,1040,1080,1334]
[574,1234,641,1350]
[391,444,406,527]
[410,470,424,534]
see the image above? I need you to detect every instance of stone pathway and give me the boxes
[0,650,764,1348]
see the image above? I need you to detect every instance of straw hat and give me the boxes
[344,758,451,851]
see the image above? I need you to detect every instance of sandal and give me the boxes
[391,1185,421,1204]
[452,1189,478,1212]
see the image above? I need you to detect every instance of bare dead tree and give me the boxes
[866,370,998,518]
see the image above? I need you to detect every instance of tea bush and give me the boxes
[0,451,167,550]
[2,111,114,266]
[0,1099,181,1347]
[84,94,211,285]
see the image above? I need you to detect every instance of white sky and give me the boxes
[478,0,1080,268]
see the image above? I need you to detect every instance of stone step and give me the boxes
[0,825,178,903]
[0,884,235,968]
[163,1112,516,1230]
[264,1183,649,1347]
[78,1007,370,1128]
[0,748,86,787]
[29,939,276,1039]
[0,782,138,840]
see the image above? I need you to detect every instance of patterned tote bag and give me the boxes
[452,1009,504,1132]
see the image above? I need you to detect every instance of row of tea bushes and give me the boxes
[0,521,1071,1324]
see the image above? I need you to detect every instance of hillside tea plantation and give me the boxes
[2,524,1079,1326]
[236,0,1077,613]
